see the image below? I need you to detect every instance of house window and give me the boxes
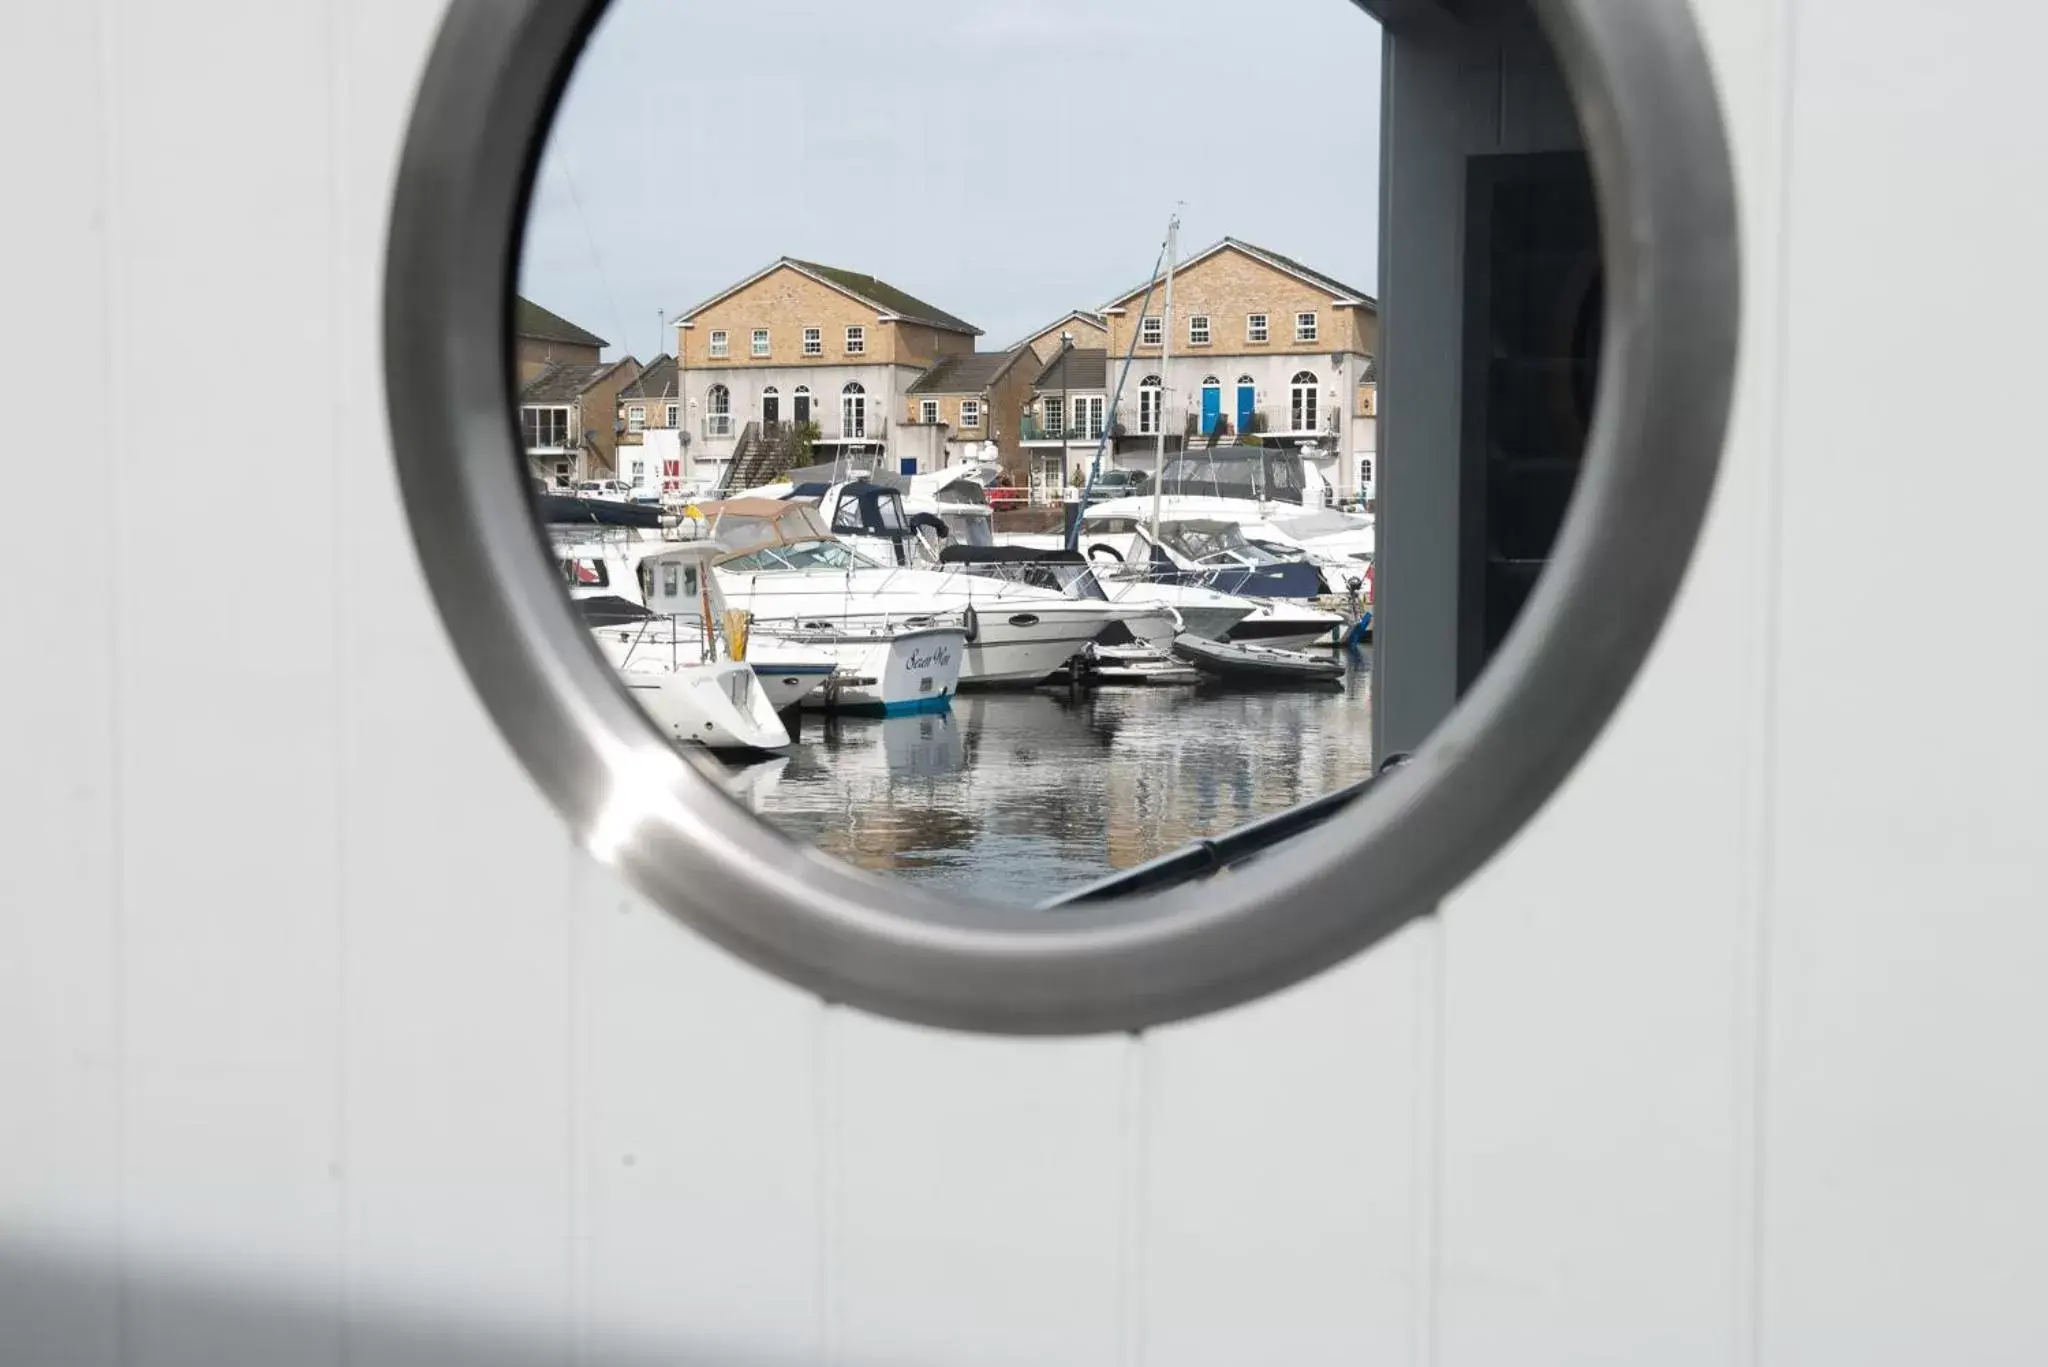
[1138,376,1164,435]
[1140,316,1163,347]
[521,406,571,450]
[803,327,823,356]
[1295,311,1319,343]
[709,330,729,357]
[1042,396,1065,437]
[1189,315,1211,346]
[1290,370,1320,431]
[845,326,866,355]
[629,459,645,484]
[920,399,940,425]
[960,399,982,429]
[1073,395,1105,440]
[841,382,867,437]
[752,328,771,357]
[665,403,679,427]
[626,405,645,434]
[1247,313,1269,344]
[706,384,732,437]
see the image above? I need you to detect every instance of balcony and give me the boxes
[820,415,888,443]
[1021,417,1107,446]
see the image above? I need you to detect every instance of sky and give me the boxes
[520,0,1384,363]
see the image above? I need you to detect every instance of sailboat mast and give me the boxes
[1150,212,1179,545]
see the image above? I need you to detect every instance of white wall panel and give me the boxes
[16,0,2048,1364]
[0,5,123,1365]
[1763,2,2048,1361]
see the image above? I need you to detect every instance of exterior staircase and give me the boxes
[715,421,766,494]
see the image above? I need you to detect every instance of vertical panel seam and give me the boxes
[1735,1,1802,1363]
[1120,1033,1150,1367]
[92,0,131,1357]
[328,0,354,1357]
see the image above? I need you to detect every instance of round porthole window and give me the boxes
[383,0,1738,1035]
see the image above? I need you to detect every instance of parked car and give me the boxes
[1088,468,1150,493]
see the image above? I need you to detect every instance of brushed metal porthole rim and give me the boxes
[382,0,1739,1035]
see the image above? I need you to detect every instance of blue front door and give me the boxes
[1236,382,1256,433]
[1201,384,1221,434]
[899,457,918,475]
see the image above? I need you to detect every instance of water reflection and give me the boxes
[723,664,1372,907]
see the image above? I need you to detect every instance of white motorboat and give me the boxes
[559,533,963,718]
[581,542,792,753]
[698,497,1132,687]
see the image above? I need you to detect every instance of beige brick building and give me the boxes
[671,258,980,485]
[1098,238,1378,496]
[513,297,607,387]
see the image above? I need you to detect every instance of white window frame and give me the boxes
[1189,315,1211,346]
[1290,371,1320,432]
[920,399,940,425]
[960,399,982,429]
[626,405,645,434]
[1247,313,1269,344]
[521,405,572,451]
[845,325,866,355]
[1138,381,1164,435]
[751,328,771,358]
[664,403,679,427]
[708,330,729,358]
[1295,311,1319,343]
[1140,315,1163,347]
[1042,395,1065,437]
[803,327,823,356]
[1073,394,1105,440]
[706,384,733,438]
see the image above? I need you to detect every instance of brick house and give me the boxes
[671,257,980,488]
[519,356,641,488]
[1098,238,1378,497]
[613,355,680,495]
[1020,346,1110,498]
[901,346,1041,478]
[1013,309,1108,366]
[514,297,607,387]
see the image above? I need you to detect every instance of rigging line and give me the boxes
[554,154,631,362]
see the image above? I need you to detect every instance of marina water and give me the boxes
[720,654,1372,907]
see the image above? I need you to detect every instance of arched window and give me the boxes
[1200,376,1223,435]
[707,383,732,438]
[841,381,868,438]
[1290,370,1320,433]
[1138,375,1164,436]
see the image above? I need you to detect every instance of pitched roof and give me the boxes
[1031,347,1109,393]
[675,257,981,337]
[1100,238,1379,313]
[1011,309,1107,351]
[515,297,609,349]
[521,360,631,404]
[619,355,676,401]
[905,347,1036,396]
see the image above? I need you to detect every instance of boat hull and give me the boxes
[616,659,792,751]
[763,625,967,716]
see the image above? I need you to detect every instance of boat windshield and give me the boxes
[1156,448,1308,503]
[1161,522,1291,567]
[719,539,880,573]
[975,560,1106,600]
[942,508,995,548]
